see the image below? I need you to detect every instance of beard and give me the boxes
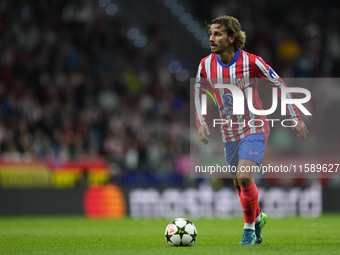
[211,47,221,54]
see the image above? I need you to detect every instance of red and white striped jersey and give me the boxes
[194,49,302,142]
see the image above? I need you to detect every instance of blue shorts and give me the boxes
[224,132,269,169]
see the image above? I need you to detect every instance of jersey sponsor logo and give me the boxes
[198,87,217,106]
[197,81,223,115]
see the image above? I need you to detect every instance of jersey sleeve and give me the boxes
[194,61,207,128]
[253,56,302,123]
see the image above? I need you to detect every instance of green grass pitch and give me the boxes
[0,215,340,255]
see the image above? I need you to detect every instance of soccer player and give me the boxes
[194,15,308,246]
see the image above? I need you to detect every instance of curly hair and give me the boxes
[206,15,246,50]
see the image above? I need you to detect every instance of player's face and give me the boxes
[209,24,234,54]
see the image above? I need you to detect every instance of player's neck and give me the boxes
[218,47,236,66]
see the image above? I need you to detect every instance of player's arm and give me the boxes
[253,56,308,139]
[194,62,211,145]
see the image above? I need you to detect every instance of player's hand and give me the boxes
[198,124,210,145]
[292,121,308,140]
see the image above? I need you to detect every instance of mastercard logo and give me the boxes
[83,184,126,218]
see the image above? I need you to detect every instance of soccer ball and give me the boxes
[164,218,197,246]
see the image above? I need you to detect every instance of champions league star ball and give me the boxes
[165,218,197,246]
[223,92,233,109]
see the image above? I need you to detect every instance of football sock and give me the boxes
[243,222,255,230]
[240,182,258,225]
[255,203,261,222]
[255,213,262,224]
[236,185,261,221]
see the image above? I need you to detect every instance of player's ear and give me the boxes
[229,35,235,44]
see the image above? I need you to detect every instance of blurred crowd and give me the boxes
[0,0,339,177]
[0,0,190,174]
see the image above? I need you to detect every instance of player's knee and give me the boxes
[233,179,240,189]
[237,177,252,187]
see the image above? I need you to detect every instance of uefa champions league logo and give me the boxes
[222,92,233,115]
